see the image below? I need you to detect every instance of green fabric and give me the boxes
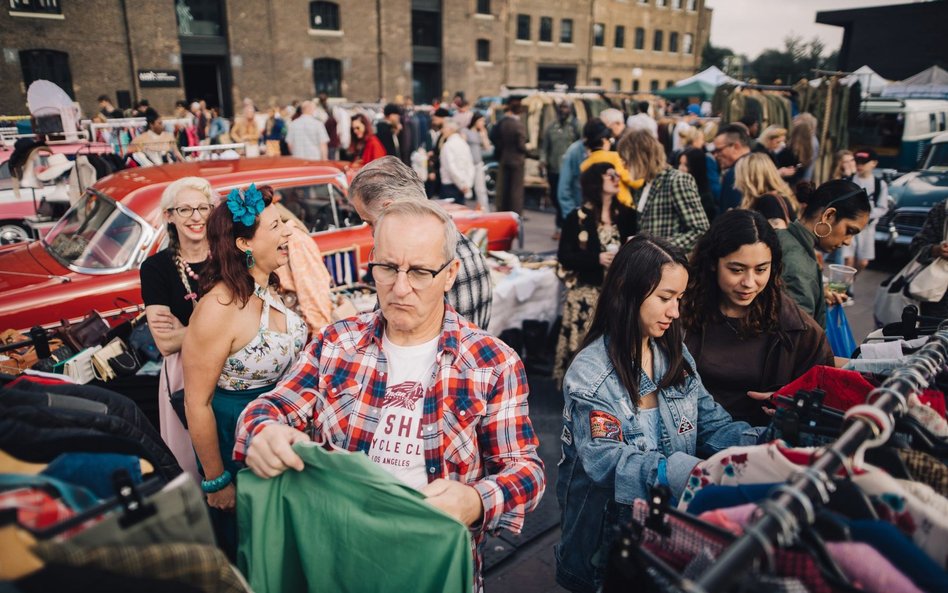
[778,221,826,328]
[237,442,473,593]
[657,80,718,101]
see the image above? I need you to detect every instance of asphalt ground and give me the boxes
[481,199,901,592]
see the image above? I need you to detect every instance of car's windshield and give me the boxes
[923,141,948,172]
[44,191,144,269]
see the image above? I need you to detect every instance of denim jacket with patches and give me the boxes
[554,336,761,593]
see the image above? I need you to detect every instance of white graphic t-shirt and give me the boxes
[368,332,440,489]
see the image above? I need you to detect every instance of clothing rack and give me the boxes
[696,323,948,593]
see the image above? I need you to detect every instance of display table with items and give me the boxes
[484,251,563,338]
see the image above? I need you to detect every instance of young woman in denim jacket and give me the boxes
[555,235,761,593]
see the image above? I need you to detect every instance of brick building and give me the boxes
[1,0,710,117]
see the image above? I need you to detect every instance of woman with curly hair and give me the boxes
[681,209,833,425]
[182,184,307,558]
[734,152,800,229]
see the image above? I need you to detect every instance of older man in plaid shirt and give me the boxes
[235,199,544,590]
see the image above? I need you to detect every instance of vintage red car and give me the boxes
[0,157,521,332]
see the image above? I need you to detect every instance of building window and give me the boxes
[20,49,74,99]
[561,19,573,43]
[10,0,62,15]
[612,78,622,91]
[632,80,640,91]
[653,30,664,51]
[313,58,341,97]
[669,32,679,52]
[476,39,490,62]
[666,80,674,88]
[672,0,682,8]
[412,10,441,47]
[593,23,605,47]
[687,0,697,10]
[516,14,530,40]
[591,77,602,86]
[539,16,552,42]
[476,0,490,15]
[683,33,694,54]
[614,25,625,49]
[634,27,645,50]
[176,0,225,36]
[638,0,649,4]
[656,0,667,6]
[309,2,339,30]
[650,80,659,91]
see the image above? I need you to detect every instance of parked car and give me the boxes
[875,131,948,252]
[0,157,521,332]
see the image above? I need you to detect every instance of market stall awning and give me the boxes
[881,65,948,100]
[674,66,741,88]
[657,79,718,101]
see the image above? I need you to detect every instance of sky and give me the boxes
[704,0,920,59]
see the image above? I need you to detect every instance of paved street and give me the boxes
[482,205,895,593]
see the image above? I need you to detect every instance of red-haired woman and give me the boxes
[182,183,307,558]
[350,113,386,166]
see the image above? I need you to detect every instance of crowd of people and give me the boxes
[125,84,948,592]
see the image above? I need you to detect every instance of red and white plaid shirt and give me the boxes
[235,305,545,585]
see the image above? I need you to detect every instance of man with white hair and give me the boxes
[285,100,329,160]
[346,156,493,330]
[598,108,626,143]
[438,118,475,204]
[235,199,544,591]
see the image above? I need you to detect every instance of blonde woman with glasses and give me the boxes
[140,176,215,483]
[735,153,800,229]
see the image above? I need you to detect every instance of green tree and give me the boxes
[749,35,837,84]
[700,42,734,71]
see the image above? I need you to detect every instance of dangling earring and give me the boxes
[244,249,255,269]
[814,221,832,238]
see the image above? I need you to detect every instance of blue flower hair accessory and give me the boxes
[226,183,265,226]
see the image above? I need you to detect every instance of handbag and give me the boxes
[825,305,857,358]
[62,347,100,384]
[873,253,925,326]
[908,201,948,302]
[129,319,161,363]
[60,311,110,351]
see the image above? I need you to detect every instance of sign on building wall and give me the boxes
[137,69,181,88]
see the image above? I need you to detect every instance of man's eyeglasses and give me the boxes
[368,260,452,289]
[711,143,734,155]
[168,204,213,218]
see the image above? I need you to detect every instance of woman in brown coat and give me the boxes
[681,209,833,426]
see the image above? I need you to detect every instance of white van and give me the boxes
[849,98,948,172]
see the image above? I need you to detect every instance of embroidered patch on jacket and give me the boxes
[590,411,623,441]
[677,416,695,434]
[561,426,573,446]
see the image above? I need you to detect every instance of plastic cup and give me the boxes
[605,244,619,254]
[827,264,857,294]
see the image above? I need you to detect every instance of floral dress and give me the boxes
[553,217,621,387]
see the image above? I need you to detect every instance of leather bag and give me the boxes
[60,311,110,351]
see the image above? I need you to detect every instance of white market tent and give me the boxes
[674,65,741,88]
[881,65,948,100]
[842,65,891,96]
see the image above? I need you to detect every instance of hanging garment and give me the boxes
[14,562,204,593]
[34,541,250,593]
[680,442,948,568]
[42,452,144,500]
[237,442,473,593]
[899,449,948,496]
[68,473,214,548]
[697,503,925,593]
